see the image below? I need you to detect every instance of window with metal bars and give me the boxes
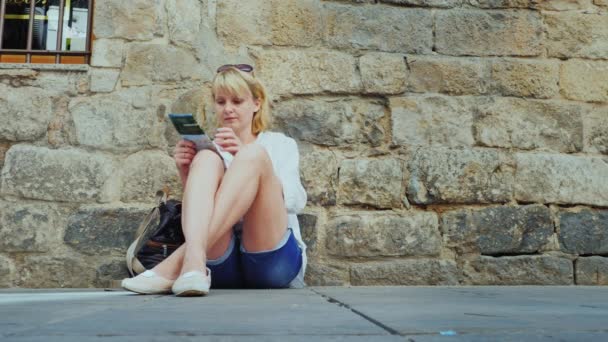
[0,0,93,64]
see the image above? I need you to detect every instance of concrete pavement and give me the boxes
[1,286,607,341]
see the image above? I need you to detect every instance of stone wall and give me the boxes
[1,0,607,288]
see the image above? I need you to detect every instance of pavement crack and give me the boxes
[310,288,402,336]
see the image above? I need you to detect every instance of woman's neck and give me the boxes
[236,127,258,145]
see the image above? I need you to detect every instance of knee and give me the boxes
[235,144,272,172]
[190,149,223,170]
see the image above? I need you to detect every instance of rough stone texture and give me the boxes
[217,0,272,46]
[576,257,608,285]
[323,3,433,53]
[68,95,165,152]
[304,263,349,286]
[514,153,608,207]
[407,147,515,204]
[559,208,608,255]
[441,204,553,255]
[463,256,574,285]
[0,142,10,169]
[596,0,608,6]
[0,85,52,141]
[271,0,322,47]
[406,56,488,96]
[473,97,583,153]
[120,151,181,202]
[338,159,403,208]
[360,53,407,95]
[166,0,202,47]
[351,260,459,285]
[298,213,318,253]
[89,69,120,93]
[380,0,461,7]
[490,59,559,99]
[468,0,536,8]
[16,255,96,288]
[273,98,385,147]
[391,95,475,147]
[90,39,124,68]
[93,0,164,40]
[0,202,64,253]
[560,60,608,103]
[544,12,608,59]
[583,105,608,154]
[253,49,361,96]
[436,10,543,56]
[299,146,338,206]
[1,145,116,203]
[64,206,148,256]
[0,254,15,287]
[121,44,200,86]
[326,211,441,257]
[95,259,130,287]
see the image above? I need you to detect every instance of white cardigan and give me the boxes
[215,131,308,286]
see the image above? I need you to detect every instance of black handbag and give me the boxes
[126,190,185,277]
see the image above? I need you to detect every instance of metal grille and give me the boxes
[0,0,93,64]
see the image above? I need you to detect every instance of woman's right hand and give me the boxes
[174,139,197,173]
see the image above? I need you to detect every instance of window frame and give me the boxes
[0,0,94,64]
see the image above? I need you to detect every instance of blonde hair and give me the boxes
[211,67,270,135]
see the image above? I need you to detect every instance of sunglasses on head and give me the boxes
[216,64,254,73]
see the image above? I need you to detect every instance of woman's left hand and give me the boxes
[214,127,242,155]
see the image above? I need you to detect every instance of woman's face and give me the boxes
[214,88,260,133]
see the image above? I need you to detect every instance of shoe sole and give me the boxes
[174,289,209,297]
[122,286,172,295]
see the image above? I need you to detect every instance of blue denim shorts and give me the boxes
[206,228,303,289]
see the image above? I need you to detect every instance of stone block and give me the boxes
[93,0,163,40]
[298,213,318,253]
[273,98,385,147]
[69,95,165,152]
[360,53,407,95]
[0,84,52,141]
[91,39,124,67]
[351,260,459,285]
[217,0,271,46]
[406,56,488,96]
[338,159,404,209]
[95,259,130,287]
[0,254,15,287]
[305,263,349,286]
[468,0,536,8]
[545,12,608,59]
[323,3,433,53]
[436,10,543,56]
[0,142,10,170]
[391,95,475,147]
[120,151,181,202]
[583,105,608,154]
[270,0,322,47]
[16,255,96,288]
[441,204,553,254]
[560,60,608,103]
[253,49,361,95]
[463,255,573,285]
[380,0,461,7]
[299,146,338,206]
[407,147,515,204]
[514,152,608,207]
[64,205,149,256]
[1,145,116,203]
[89,68,120,93]
[559,208,608,255]
[576,257,608,285]
[473,97,583,153]
[326,211,441,257]
[122,44,200,86]
[490,59,559,99]
[166,0,201,47]
[0,202,65,252]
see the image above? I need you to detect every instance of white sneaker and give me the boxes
[172,268,212,297]
[121,270,174,294]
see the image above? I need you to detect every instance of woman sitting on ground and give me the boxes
[122,64,308,296]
